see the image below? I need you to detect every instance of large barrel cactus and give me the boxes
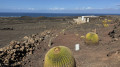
[85,32,99,44]
[44,46,75,67]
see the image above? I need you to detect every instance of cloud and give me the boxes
[49,8,65,10]
[13,8,35,11]
[75,7,95,10]
[28,8,35,10]
[14,8,24,10]
[74,7,119,10]
[85,7,93,9]
[116,4,120,6]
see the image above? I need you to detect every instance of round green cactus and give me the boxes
[44,46,75,67]
[85,32,99,44]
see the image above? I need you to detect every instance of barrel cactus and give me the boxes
[85,32,99,44]
[44,46,75,67]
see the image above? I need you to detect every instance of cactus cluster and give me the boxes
[85,32,99,44]
[44,46,75,67]
[102,19,112,27]
[103,24,109,27]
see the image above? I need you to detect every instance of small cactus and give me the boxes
[85,32,99,44]
[103,24,109,27]
[80,36,85,39]
[44,46,75,67]
[102,19,111,27]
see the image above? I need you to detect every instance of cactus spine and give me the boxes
[44,46,75,67]
[85,32,99,44]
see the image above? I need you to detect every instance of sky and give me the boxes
[0,0,120,13]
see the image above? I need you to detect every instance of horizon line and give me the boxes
[0,12,120,14]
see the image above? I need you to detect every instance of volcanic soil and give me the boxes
[0,16,120,67]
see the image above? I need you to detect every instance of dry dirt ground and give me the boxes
[0,16,120,67]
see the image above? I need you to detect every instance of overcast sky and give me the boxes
[0,0,120,13]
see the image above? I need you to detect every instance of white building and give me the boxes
[73,16,99,24]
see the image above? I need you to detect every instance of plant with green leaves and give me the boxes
[44,46,75,67]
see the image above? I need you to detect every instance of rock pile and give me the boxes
[0,27,14,30]
[108,19,120,40]
[0,30,52,67]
